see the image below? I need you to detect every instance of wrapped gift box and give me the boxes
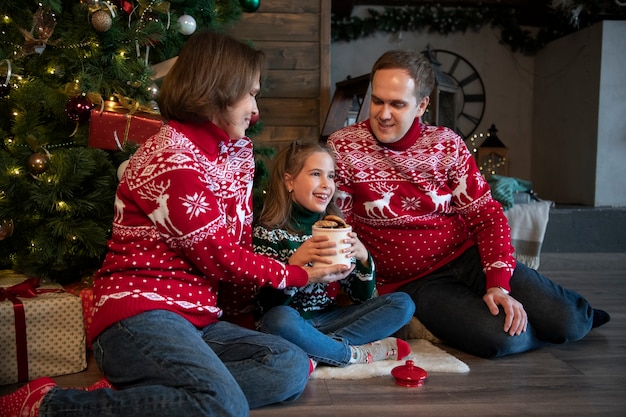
[88,108,163,151]
[0,273,87,385]
[64,278,95,350]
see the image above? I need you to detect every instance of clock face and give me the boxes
[426,49,486,139]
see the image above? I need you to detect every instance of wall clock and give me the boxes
[424,49,486,139]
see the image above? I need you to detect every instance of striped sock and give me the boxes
[350,337,411,364]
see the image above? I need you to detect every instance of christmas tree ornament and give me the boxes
[81,0,101,5]
[65,94,94,123]
[19,7,59,56]
[0,59,11,98]
[91,9,113,32]
[240,0,260,13]
[0,218,14,240]
[28,151,50,175]
[147,83,159,100]
[147,100,160,112]
[177,14,197,35]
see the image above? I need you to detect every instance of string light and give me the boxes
[466,129,507,177]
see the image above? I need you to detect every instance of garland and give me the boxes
[331,3,626,56]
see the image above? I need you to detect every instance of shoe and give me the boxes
[0,377,56,417]
[81,377,115,391]
[592,309,611,328]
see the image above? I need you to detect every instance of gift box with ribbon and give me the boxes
[88,107,163,151]
[0,272,87,385]
[64,277,95,351]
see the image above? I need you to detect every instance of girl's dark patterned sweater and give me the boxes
[253,204,375,319]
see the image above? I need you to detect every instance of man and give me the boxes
[327,49,610,358]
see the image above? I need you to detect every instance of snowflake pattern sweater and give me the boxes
[90,121,308,343]
[253,204,375,319]
[327,119,515,295]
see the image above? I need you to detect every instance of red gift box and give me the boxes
[64,278,95,350]
[88,108,163,151]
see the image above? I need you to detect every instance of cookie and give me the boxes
[324,215,347,227]
[313,219,340,228]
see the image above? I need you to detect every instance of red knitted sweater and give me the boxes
[90,121,307,343]
[328,119,515,294]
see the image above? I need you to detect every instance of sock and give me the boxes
[349,337,411,364]
[592,309,611,328]
[308,359,318,377]
[0,377,56,417]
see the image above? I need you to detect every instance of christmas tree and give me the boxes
[0,0,255,283]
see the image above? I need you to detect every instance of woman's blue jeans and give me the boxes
[259,292,415,366]
[401,246,595,358]
[39,310,311,417]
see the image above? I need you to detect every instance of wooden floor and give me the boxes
[2,252,625,416]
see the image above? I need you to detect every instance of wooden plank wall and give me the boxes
[227,0,330,150]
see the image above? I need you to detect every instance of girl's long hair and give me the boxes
[257,140,344,233]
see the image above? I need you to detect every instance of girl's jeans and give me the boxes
[259,292,415,366]
[39,310,310,417]
[401,246,595,358]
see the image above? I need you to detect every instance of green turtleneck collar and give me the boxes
[290,203,323,234]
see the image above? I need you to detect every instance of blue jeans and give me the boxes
[401,246,595,358]
[39,310,310,417]
[259,292,415,366]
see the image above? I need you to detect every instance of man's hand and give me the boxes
[483,287,528,336]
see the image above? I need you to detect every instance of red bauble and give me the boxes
[65,94,93,123]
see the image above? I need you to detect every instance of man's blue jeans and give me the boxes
[401,246,595,358]
[39,310,310,417]
[259,292,415,366]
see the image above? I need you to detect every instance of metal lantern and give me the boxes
[477,124,508,178]
[422,45,459,131]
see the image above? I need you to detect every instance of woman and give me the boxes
[0,30,350,417]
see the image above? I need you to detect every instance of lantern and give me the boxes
[477,124,508,178]
[421,45,459,131]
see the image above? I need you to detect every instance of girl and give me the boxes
[253,141,415,367]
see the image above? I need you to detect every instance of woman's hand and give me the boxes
[302,264,354,284]
[288,235,337,266]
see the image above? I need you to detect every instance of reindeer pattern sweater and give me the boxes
[90,121,307,343]
[327,119,515,295]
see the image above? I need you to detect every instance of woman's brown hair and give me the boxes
[158,30,266,124]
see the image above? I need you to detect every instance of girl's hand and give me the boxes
[342,232,369,268]
[288,235,338,267]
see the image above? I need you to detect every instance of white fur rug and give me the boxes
[310,339,469,380]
